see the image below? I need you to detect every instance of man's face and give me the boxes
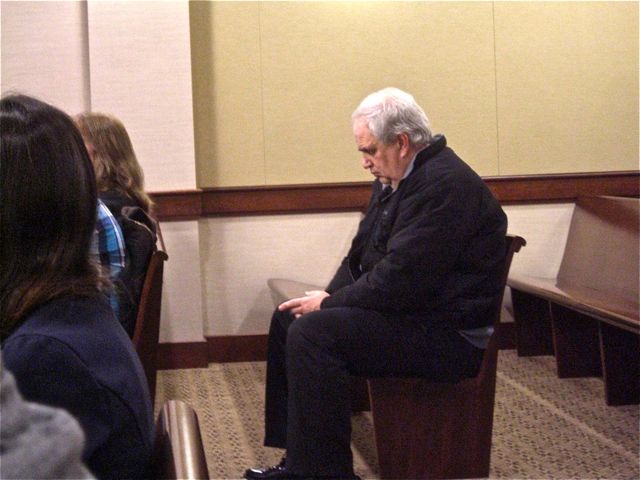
[353,119,402,185]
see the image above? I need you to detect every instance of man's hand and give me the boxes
[278,290,330,318]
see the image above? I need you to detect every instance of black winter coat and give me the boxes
[322,135,507,331]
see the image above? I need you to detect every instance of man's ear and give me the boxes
[398,133,410,155]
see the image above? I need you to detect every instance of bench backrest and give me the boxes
[132,249,169,404]
[557,196,639,316]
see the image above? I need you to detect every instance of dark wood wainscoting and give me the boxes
[157,337,267,369]
[158,324,517,369]
[207,335,269,363]
[151,171,639,221]
[157,341,209,369]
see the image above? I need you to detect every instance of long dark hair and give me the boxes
[0,94,104,338]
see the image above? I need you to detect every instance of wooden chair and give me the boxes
[367,234,526,479]
[153,399,210,479]
[117,206,160,337]
[132,249,169,405]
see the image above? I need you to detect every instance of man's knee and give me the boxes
[269,308,295,334]
[286,311,338,355]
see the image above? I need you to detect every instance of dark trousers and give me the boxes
[263,306,484,477]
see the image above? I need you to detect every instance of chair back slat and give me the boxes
[132,249,168,404]
[368,233,526,479]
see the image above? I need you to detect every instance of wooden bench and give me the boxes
[153,399,210,479]
[367,234,525,479]
[507,195,639,405]
[269,234,526,479]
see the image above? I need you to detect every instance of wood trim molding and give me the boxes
[484,171,640,203]
[151,171,639,221]
[207,335,268,363]
[201,183,372,216]
[157,336,268,370]
[152,189,203,221]
[159,328,518,368]
[157,341,209,370]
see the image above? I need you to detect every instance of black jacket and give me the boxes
[322,135,507,330]
[3,295,154,479]
[114,206,158,336]
[100,189,143,218]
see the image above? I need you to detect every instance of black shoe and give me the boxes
[244,456,361,480]
[244,457,303,479]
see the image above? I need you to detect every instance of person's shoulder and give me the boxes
[2,327,88,382]
[3,296,137,392]
[416,141,481,185]
[6,296,115,345]
[28,294,109,319]
[100,190,140,215]
[96,198,121,233]
[404,149,486,207]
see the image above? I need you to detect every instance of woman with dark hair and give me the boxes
[0,94,154,479]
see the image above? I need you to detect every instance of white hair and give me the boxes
[352,87,433,146]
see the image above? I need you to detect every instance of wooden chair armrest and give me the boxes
[266,278,324,307]
[154,400,209,479]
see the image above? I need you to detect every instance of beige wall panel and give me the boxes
[259,1,498,185]
[200,212,361,336]
[87,1,196,191]
[192,1,498,187]
[191,1,265,187]
[159,221,206,343]
[495,2,639,174]
[504,203,574,279]
[0,1,89,112]
[502,202,575,323]
[197,204,573,337]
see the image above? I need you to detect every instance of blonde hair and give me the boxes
[75,113,153,213]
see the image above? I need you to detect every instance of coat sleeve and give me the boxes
[325,181,382,294]
[325,257,353,294]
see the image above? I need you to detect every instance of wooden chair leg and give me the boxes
[368,375,494,479]
[550,304,601,378]
[512,289,554,357]
[599,322,640,405]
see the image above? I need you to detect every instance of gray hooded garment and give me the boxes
[0,354,95,479]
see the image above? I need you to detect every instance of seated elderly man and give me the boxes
[245,87,508,480]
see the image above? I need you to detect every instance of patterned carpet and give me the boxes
[155,350,639,479]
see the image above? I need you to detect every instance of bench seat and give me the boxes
[507,195,639,406]
[508,275,639,333]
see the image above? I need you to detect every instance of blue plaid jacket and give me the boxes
[91,200,126,317]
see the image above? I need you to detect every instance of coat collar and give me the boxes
[412,134,447,172]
